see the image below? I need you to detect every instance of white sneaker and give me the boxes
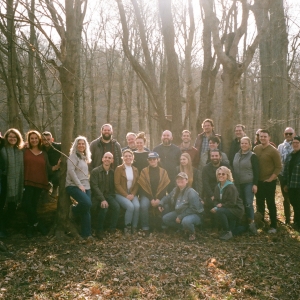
[268,228,277,234]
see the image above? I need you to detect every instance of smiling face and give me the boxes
[7,132,18,147]
[161,130,173,146]
[259,132,270,146]
[292,139,300,152]
[284,128,295,142]
[209,140,218,150]
[240,138,251,152]
[203,122,213,134]
[210,151,221,166]
[101,125,113,141]
[235,126,245,138]
[136,138,144,151]
[181,132,191,144]
[217,171,227,184]
[180,155,189,166]
[102,152,114,167]
[176,177,188,189]
[77,139,86,153]
[29,133,40,148]
[123,151,134,165]
[42,135,53,147]
[127,134,136,149]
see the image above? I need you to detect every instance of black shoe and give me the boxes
[26,226,34,238]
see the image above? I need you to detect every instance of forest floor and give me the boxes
[0,186,300,300]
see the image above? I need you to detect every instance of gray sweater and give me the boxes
[233,150,259,185]
[65,152,90,189]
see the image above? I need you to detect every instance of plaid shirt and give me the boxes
[283,151,300,188]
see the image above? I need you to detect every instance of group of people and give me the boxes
[0,120,299,242]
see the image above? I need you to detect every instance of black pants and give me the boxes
[23,185,43,226]
[0,177,18,230]
[278,174,291,223]
[288,188,300,226]
[256,180,277,228]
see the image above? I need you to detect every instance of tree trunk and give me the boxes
[158,0,182,143]
[6,0,23,131]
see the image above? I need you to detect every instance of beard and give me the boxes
[102,134,112,141]
[162,139,171,146]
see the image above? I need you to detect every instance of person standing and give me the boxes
[178,130,199,168]
[153,130,181,192]
[233,137,259,234]
[23,130,58,238]
[41,131,61,198]
[194,119,222,155]
[254,130,282,233]
[90,124,122,170]
[66,136,92,240]
[133,132,149,173]
[277,127,295,225]
[176,153,201,195]
[0,129,24,238]
[228,124,246,166]
[90,152,120,239]
[283,136,300,230]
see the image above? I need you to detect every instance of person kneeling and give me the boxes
[159,172,204,241]
[211,166,244,240]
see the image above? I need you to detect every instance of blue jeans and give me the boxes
[96,195,120,232]
[115,194,140,228]
[236,183,254,221]
[162,211,201,233]
[66,186,92,238]
[216,207,238,232]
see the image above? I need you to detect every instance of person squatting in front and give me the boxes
[159,172,204,241]
[210,166,244,240]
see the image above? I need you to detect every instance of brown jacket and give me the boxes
[114,164,139,197]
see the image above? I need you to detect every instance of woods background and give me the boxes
[0,0,299,151]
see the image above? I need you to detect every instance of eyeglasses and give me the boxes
[285,133,293,136]
[217,173,226,176]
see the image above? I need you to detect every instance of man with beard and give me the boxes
[41,131,61,198]
[122,132,150,152]
[202,149,231,212]
[90,124,122,170]
[153,130,181,192]
[194,119,222,155]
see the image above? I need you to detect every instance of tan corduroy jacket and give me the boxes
[114,164,139,197]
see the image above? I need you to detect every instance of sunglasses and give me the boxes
[217,173,226,176]
[285,133,293,136]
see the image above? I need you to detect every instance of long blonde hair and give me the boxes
[69,136,91,163]
[180,153,193,186]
